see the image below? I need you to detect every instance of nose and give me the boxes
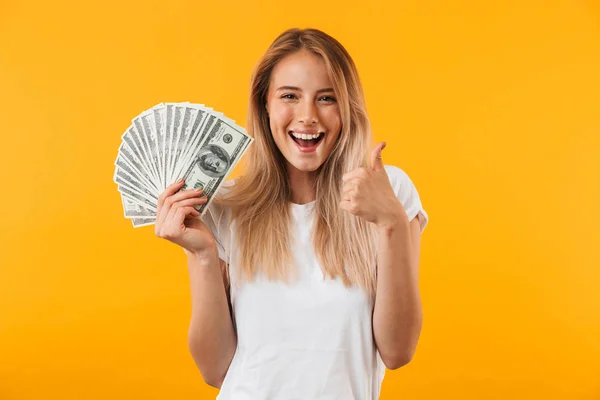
[298,99,318,125]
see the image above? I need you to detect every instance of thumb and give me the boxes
[371,142,386,171]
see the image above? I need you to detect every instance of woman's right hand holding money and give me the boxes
[155,179,217,258]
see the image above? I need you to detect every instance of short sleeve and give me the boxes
[384,165,429,234]
[196,180,235,263]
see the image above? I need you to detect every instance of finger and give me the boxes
[157,187,204,226]
[168,187,205,205]
[341,199,360,215]
[181,206,201,220]
[157,179,186,214]
[163,195,207,230]
[174,196,209,210]
[184,209,201,219]
[342,184,356,199]
[165,196,208,226]
[343,178,360,191]
[169,206,201,231]
[342,167,367,182]
[370,142,386,172]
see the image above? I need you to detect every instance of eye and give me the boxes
[319,95,336,103]
[281,93,297,100]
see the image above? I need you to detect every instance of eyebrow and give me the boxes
[276,86,334,94]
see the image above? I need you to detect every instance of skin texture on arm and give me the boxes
[340,144,424,369]
[186,252,237,388]
[154,179,237,388]
[372,215,423,369]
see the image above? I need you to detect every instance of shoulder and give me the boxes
[383,164,412,189]
[383,164,429,233]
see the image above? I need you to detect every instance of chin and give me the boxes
[289,159,323,173]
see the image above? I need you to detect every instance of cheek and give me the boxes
[270,104,294,131]
[321,107,342,135]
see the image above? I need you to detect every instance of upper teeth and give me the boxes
[291,132,322,140]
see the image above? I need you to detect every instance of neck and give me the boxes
[286,162,317,205]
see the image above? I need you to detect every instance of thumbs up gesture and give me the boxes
[339,142,408,229]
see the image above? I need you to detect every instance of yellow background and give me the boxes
[1,0,599,398]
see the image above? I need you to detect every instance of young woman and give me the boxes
[155,28,429,400]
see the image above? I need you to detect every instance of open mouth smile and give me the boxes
[288,130,324,153]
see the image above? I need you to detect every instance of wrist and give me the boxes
[376,210,409,233]
[184,246,219,266]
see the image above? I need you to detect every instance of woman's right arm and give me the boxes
[154,179,237,388]
[186,250,236,388]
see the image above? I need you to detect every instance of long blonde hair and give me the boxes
[215,28,378,297]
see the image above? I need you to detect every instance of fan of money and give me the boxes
[113,102,254,228]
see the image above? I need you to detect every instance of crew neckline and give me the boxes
[290,200,316,209]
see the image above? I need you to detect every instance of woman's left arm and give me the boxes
[340,142,424,370]
[372,215,422,370]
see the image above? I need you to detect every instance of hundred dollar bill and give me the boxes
[114,147,158,194]
[140,111,162,190]
[173,104,210,181]
[113,168,158,202]
[118,184,157,212]
[174,109,214,181]
[131,217,156,228]
[120,126,159,193]
[168,104,185,184]
[115,102,253,229]
[171,104,199,186]
[152,105,167,190]
[164,103,175,189]
[130,118,156,184]
[121,195,156,219]
[179,116,253,216]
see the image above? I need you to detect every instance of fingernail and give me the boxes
[194,187,203,192]
[177,178,184,183]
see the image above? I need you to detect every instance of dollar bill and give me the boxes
[114,167,158,202]
[164,103,175,190]
[131,117,159,188]
[115,102,253,228]
[140,111,162,189]
[168,104,185,184]
[180,117,253,216]
[120,126,158,191]
[118,184,157,212]
[114,142,155,186]
[122,195,156,219]
[178,104,209,167]
[131,217,156,228]
[115,145,159,194]
[174,107,212,181]
[171,105,198,185]
[152,105,167,190]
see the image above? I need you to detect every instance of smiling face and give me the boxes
[265,50,342,174]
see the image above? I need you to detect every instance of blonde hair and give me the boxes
[215,28,378,297]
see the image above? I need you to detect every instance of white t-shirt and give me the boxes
[201,165,428,400]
